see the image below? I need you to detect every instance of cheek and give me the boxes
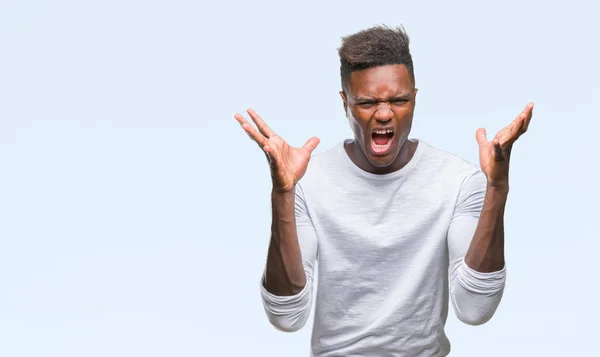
[347,113,368,138]
[394,108,415,126]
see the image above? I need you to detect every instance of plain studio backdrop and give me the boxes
[1,0,598,356]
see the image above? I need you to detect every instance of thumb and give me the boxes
[302,137,321,155]
[475,128,488,148]
[492,139,505,161]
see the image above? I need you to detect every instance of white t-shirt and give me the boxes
[261,139,506,357]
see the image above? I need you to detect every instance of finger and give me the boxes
[300,137,321,156]
[475,128,488,148]
[512,102,533,134]
[498,112,526,147]
[247,109,275,138]
[492,139,505,161]
[234,113,255,141]
[234,113,249,127]
[523,102,534,114]
[522,102,534,133]
[263,144,279,165]
[235,113,268,147]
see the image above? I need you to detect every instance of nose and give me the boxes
[374,102,393,123]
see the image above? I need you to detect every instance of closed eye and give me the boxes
[391,98,409,105]
[357,101,377,108]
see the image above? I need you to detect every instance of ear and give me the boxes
[339,91,348,114]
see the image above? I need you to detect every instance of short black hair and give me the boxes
[338,24,414,91]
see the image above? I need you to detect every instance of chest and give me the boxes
[305,178,456,269]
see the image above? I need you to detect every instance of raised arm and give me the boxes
[448,103,534,325]
[467,102,533,271]
[234,109,320,331]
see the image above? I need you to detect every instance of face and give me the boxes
[340,64,418,173]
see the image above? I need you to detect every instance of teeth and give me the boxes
[374,129,393,134]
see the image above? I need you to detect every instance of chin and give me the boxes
[364,134,410,171]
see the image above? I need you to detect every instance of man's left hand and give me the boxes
[476,102,534,190]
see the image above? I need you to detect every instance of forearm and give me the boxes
[449,174,508,325]
[263,188,306,296]
[464,184,509,272]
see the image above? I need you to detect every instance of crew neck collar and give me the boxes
[338,138,426,180]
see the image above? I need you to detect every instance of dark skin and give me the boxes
[234,64,534,295]
[340,64,419,174]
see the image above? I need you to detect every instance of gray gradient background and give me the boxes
[1,0,598,356]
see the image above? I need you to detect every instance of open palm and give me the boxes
[234,109,320,192]
[476,103,534,188]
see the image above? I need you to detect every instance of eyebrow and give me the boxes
[352,94,412,102]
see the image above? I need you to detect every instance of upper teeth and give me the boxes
[374,129,393,134]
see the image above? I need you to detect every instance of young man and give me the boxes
[234,25,533,357]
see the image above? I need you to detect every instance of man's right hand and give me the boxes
[234,109,320,193]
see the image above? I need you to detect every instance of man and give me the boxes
[234,25,533,357]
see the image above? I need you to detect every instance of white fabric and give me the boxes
[260,139,506,357]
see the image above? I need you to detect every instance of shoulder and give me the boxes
[308,140,345,166]
[295,140,357,202]
[419,140,481,178]
[416,140,485,191]
[299,141,347,181]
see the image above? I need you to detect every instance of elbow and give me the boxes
[453,293,502,326]
[260,280,312,333]
[267,314,309,332]
[264,303,311,332]
[455,308,496,326]
[452,288,503,326]
[452,260,506,325]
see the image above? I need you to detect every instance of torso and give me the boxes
[299,139,481,357]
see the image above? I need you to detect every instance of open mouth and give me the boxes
[370,129,394,155]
